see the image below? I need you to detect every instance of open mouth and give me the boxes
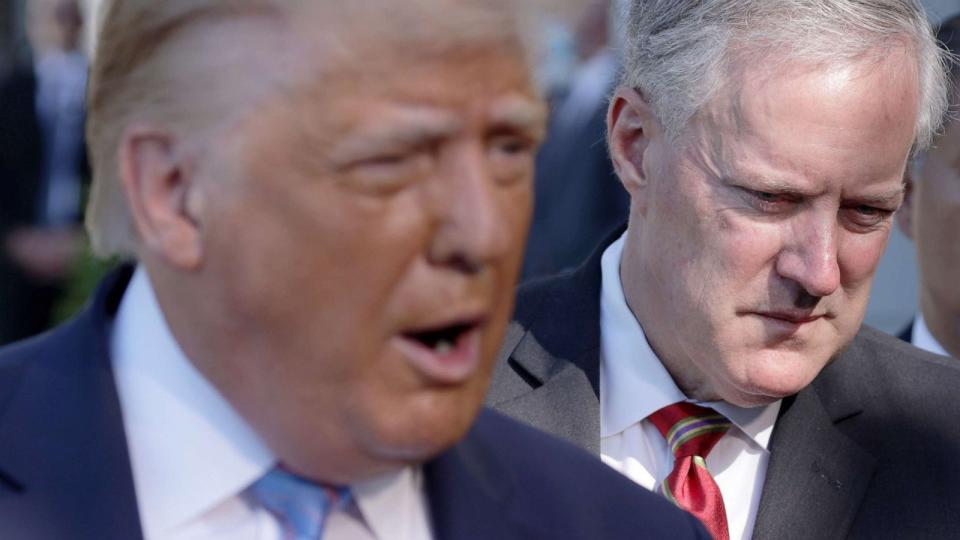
[403,322,475,354]
[393,318,485,384]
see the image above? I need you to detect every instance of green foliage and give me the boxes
[53,239,122,323]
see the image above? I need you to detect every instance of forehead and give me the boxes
[251,52,542,171]
[274,7,538,127]
[694,47,920,184]
[202,7,543,168]
[285,3,532,89]
[161,3,536,140]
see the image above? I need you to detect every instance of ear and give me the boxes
[896,170,914,240]
[119,127,205,270]
[607,86,660,211]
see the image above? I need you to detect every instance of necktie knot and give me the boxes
[648,402,731,458]
[649,402,731,540]
[251,467,351,540]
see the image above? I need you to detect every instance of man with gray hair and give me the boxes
[490,1,960,538]
[0,1,710,539]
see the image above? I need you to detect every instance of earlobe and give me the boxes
[607,87,658,206]
[120,127,204,270]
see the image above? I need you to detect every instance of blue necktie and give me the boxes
[251,467,352,540]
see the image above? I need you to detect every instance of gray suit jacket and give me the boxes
[489,234,960,539]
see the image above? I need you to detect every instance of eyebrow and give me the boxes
[488,96,548,135]
[726,173,906,205]
[847,188,906,206]
[723,174,811,197]
[330,98,546,162]
[332,110,463,158]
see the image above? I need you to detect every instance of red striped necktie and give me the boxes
[649,402,732,540]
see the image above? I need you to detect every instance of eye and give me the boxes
[741,188,797,212]
[752,190,782,203]
[496,136,535,155]
[488,134,537,183]
[843,204,894,229]
[346,152,431,195]
[490,134,536,159]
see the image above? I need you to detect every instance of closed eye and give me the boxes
[741,187,802,212]
[488,133,538,184]
[751,190,785,203]
[842,204,895,230]
[343,151,432,195]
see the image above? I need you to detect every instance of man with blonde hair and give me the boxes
[490,1,960,538]
[0,1,708,539]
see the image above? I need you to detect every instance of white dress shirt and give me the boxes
[911,313,951,357]
[112,268,434,540]
[599,234,781,540]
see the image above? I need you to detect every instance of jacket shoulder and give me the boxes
[822,325,960,400]
[487,266,600,408]
[0,317,89,403]
[513,270,580,325]
[466,409,708,539]
[814,327,960,535]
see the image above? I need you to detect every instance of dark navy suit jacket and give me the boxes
[897,320,913,343]
[0,267,709,539]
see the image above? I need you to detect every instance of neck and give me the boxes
[619,229,720,402]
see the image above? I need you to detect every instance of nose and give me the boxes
[775,212,841,298]
[427,146,523,273]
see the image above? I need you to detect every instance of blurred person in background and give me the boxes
[490,0,960,538]
[521,0,629,280]
[0,1,709,539]
[897,13,960,358]
[0,0,87,344]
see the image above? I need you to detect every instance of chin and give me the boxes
[365,393,482,463]
[733,358,826,405]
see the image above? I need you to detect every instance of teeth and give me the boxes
[434,340,453,354]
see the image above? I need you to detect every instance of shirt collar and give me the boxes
[112,267,430,538]
[112,267,277,537]
[353,467,432,540]
[598,233,780,450]
[912,313,951,357]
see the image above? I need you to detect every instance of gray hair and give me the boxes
[620,0,950,151]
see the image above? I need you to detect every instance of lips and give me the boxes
[758,312,824,324]
[392,316,487,384]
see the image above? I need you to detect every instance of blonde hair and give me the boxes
[85,0,536,257]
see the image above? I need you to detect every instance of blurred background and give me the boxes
[0,0,957,345]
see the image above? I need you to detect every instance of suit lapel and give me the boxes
[752,386,876,540]
[492,233,614,454]
[897,319,914,343]
[494,343,601,453]
[0,267,143,539]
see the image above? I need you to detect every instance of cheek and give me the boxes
[837,230,890,289]
[690,215,783,310]
[209,179,431,339]
[915,182,960,258]
[717,218,783,273]
[502,184,534,265]
[914,189,960,300]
